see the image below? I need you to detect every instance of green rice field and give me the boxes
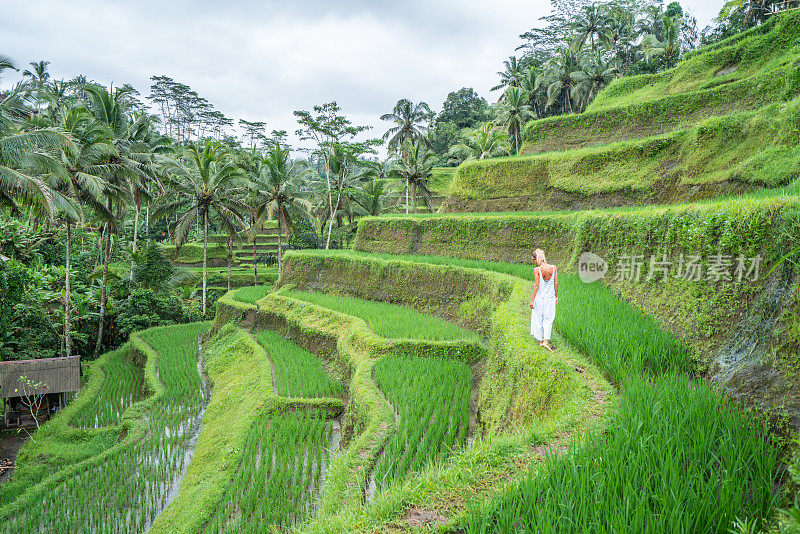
[70,350,147,428]
[255,330,342,398]
[206,410,337,533]
[1,323,208,534]
[284,289,480,342]
[371,356,471,494]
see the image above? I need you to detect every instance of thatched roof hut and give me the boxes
[0,356,80,399]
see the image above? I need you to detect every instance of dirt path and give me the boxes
[0,432,28,484]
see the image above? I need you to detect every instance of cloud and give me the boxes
[1,0,722,154]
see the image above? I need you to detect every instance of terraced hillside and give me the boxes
[163,220,280,269]
[443,11,800,212]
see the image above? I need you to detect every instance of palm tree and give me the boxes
[572,53,619,111]
[601,7,638,73]
[447,122,510,163]
[22,60,50,86]
[0,129,64,218]
[491,56,525,92]
[248,144,311,273]
[83,84,157,355]
[153,141,248,315]
[352,178,398,217]
[381,99,431,153]
[538,49,582,115]
[47,106,118,359]
[496,87,535,156]
[643,15,683,68]
[570,3,605,52]
[0,54,14,74]
[393,139,437,214]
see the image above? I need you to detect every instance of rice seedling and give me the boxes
[233,284,273,304]
[0,323,209,534]
[303,251,694,382]
[371,356,471,493]
[70,350,147,428]
[206,409,337,533]
[255,330,342,398]
[285,289,479,342]
[465,374,781,534]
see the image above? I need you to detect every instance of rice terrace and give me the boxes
[1,0,800,532]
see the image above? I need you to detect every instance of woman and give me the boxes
[530,248,558,351]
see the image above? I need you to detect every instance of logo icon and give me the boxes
[578,252,607,283]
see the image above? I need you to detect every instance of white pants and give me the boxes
[531,296,556,341]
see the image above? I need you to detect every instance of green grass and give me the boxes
[256,330,343,398]
[207,410,335,533]
[590,11,800,111]
[430,167,457,195]
[451,95,800,200]
[289,250,694,383]
[1,322,209,533]
[372,356,470,493]
[70,350,147,428]
[283,289,481,343]
[465,374,781,533]
[233,285,273,304]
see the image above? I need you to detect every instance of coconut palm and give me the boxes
[601,7,639,73]
[153,141,248,315]
[572,53,620,111]
[496,87,535,156]
[570,3,605,52]
[538,49,582,115]
[0,129,65,218]
[248,144,311,273]
[47,105,119,358]
[22,60,50,86]
[643,15,683,68]
[352,178,398,217]
[393,138,437,214]
[84,83,161,354]
[491,56,525,92]
[447,122,510,163]
[381,99,431,154]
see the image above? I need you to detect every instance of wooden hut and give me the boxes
[0,356,80,428]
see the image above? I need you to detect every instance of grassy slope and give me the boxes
[520,12,800,156]
[221,253,612,532]
[287,251,783,533]
[0,323,210,527]
[283,289,481,342]
[450,97,800,200]
[353,200,800,405]
[446,11,800,209]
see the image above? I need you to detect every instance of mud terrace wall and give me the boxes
[354,198,800,426]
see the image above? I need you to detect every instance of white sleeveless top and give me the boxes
[536,266,556,300]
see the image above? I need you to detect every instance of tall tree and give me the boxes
[538,49,582,115]
[48,106,117,359]
[294,102,371,249]
[570,3,605,52]
[447,122,510,163]
[247,144,311,273]
[491,56,526,92]
[496,87,535,155]
[393,138,437,214]
[572,52,619,110]
[153,141,248,315]
[381,99,432,154]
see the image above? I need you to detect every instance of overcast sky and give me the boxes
[2,1,721,152]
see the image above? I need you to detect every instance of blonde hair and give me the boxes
[534,249,546,263]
